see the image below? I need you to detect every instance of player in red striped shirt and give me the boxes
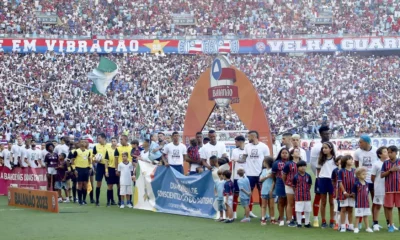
[293,160,312,228]
[338,155,355,232]
[352,167,373,233]
[380,145,400,233]
[282,148,300,227]
[272,148,290,226]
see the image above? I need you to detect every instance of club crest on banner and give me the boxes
[208,56,239,107]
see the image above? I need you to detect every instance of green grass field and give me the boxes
[0,173,397,240]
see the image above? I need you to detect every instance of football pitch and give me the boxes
[0,181,395,240]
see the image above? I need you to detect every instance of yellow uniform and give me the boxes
[114,145,133,167]
[73,149,92,168]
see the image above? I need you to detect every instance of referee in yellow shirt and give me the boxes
[71,139,92,205]
[104,137,119,206]
[93,133,109,206]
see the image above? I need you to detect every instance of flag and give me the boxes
[88,57,118,96]
[218,40,231,53]
[188,40,202,54]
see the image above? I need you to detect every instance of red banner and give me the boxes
[0,167,47,195]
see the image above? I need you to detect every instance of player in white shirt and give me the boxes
[354,135,378,198]
[21,139,31,168]
[290,134,307,162]
[200,130,228,170]
[28,140,42,168]
[309,126,337,227]
[2,143,12,169]
[162,132,187,174]
[231,135,246,219]
[54,137,70,156]
[371,146,388,231]
[11,136,24,167]
[241,130,271,218]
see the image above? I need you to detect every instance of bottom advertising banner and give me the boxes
[0,167,48,195]
[8,187,59,213]
[134,161,218,218]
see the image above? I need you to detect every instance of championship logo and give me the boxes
[208,56,239,107]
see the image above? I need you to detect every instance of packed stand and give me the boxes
[0,52,400,142]
[1,0,400,37]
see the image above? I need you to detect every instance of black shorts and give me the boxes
[248,176,260,191]
[89,167,94,177]
[76,167,89,182]
[106,167,119,185]
[96,163,106,182]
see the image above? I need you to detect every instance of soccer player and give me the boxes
[92,133,108,206]
[272,148,290,226]
[195,132,204,148]
[293,160,312,228]
[21,139,31,168]
[200,130,228,171]
[241,130,270,218]
[338,155,356,232]
[71,139,92,205]
[11,136,24,167]
[223,170,234,223]
[114,135,132,205]
[316,142,336,228]
[28,140,42,168]
[352,167,373,233]
[281,133,293,149]
[310,126,337,227]
[237,168,251,223]
[231,135,246,219]
[2,142,12,170]
[105,137,118,206]
[290,134,307,162]
[380,145,400,233]
[54,137,69,156]
[162,132,187,174]
[117,152,135,209]
[282,148,300,227]
[354,134,378,228]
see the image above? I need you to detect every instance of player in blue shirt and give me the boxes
[237,168,251,223]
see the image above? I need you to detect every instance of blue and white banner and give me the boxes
[134,161,217,219]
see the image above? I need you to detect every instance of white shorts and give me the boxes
[120,185,133,195]
[355,208,371,217]
[47,167,57,175]
[340,198,355,207]
[334,199,339,212]
[224,195,233,208]
[373,195,385,205]
[295,201,312,212]
[285,185,294,195]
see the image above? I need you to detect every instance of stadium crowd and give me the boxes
[1,52,400,142]
[1,0,400,37]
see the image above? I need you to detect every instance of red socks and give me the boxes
[233,195,238,212]
[313,194,321,217]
